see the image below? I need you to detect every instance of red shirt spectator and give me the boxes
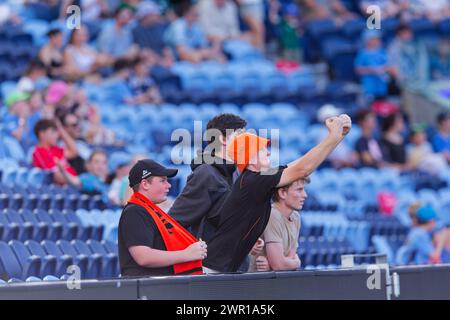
[32,145,77,176]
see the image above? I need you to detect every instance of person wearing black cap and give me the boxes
[118,159,207,277]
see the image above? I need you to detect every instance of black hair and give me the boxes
[355,108,373,125]
[47,28,62,38]
[34,119,57,138]
[113,58,135,72]
[25,59,46,75]
[396,24,412,35]
[437,112,450,126]
[206,113,247,144]
[172,0,193,17]
[381,113,401,133]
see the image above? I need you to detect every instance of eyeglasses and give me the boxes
[67,122,79,128]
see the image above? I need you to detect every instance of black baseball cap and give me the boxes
[128,159,178,187]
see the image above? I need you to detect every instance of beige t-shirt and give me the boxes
[249,205,301,272]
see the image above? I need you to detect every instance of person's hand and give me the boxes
[292,254,301,269]
[325,116,346,142]
[251,238,264,256]
[429,251,442,264]
[184,241,208,261]
[255,256,270,272]
[339,114,352,136]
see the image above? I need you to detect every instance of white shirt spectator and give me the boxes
[198,0,240,40]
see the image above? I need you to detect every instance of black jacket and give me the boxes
[168,151,236,242]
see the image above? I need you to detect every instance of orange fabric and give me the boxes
[128,192,203,275]
[228,133,270,173]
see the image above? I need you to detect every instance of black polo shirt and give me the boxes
[203,166,286,272]
[118,203,173,277]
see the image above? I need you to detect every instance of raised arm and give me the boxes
[277,115,352,187]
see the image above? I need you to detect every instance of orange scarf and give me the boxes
[128,192,203,275]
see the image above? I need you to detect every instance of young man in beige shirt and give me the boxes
[250,177,309,272]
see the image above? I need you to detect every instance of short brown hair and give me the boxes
[272,177,310,203]
[34,119,57,139]
[131,176,154,193]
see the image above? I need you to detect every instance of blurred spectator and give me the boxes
[97,5,139,59]
[432,112,450,163]
[237,0,265,50]
[32,119,79,185]
[61,0,109,23]
[17,60,48,93]
[198,0,240,45]
[39,29,65,79]
[71,88,118,146]
[379,113,409,171]
[359,0,405,18]
[250,177,308,272]
[132,1,173,67]
[108,156,132,206]
[43,80,72,118]
[387,25,428,89]
[407,124,447,176]
[64,26,113,80]
[165,2,225,63]
[317,104,358,169]
[56,110,91,173]
[124,58,162,105]
[3,92,40,150]
[77,150,110,198]
[27,0,60,22]
[408,0,450,22]
[403,204,450,264]
[299,0,356,23]
[0,3,21,26]
[278,3,302,61]
[430,39,450,80]
[355,30,395,99]
[355,108,384,168]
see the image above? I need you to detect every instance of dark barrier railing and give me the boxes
[391,265,450,300]
[0,265,448,300]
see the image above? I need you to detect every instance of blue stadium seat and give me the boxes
[5,211,34,241]
[70,240,104,279]
[35,210,63,241]
[0,241,34,280]
[342,18,366,40]
[372,235,394,265]
[8,240,42,279]
[102,240,118,255]
[0,213,20,241]
[40,240,74,277]
[86,239,119,277]
[56,240,93,279]
[49,210,78,240]
[24,240,57,277]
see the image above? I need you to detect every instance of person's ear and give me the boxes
[278,188,287,201]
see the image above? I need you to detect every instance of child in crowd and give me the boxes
[403,204,450,265]
[407,125,447,176]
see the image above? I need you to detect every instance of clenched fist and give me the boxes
[325,114,352,141]
[184,241,208,261]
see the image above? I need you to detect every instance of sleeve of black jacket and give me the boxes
[169,165,213,229]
